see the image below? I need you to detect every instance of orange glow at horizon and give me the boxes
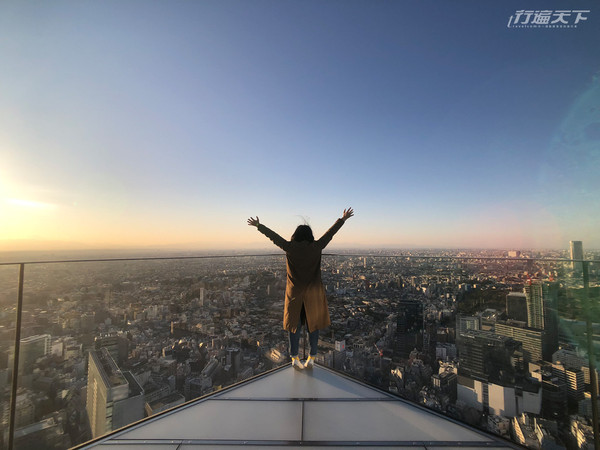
[0,191,591,252]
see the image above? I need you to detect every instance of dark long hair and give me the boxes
[291,225,314,242]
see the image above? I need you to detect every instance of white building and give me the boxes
[458,376,541,417]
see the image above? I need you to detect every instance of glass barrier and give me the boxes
[3,256,290,449]
[1,252,599,449]
[0,264,19,450]
[321,253,600,449]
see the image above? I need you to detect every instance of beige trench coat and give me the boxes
[257,219,345,333]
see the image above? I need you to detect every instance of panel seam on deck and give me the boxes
[99,439,510,447]
[301,400,305,442]
[213,397,394,401]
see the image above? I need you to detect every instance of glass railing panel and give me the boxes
[7,256,290,449]
[318,254,600,449]
[4,253,600,450]
[0,264,19,449]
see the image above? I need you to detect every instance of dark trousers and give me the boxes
[288,306,319,357]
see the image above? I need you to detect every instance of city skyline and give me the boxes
[1,1,599,251]
[3,251,599,448]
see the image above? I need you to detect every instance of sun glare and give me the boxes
[6,198,58,210]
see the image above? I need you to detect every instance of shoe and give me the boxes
[304,356,315,369]
[291,357,304,370]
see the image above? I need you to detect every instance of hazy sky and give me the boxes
[1,0,599,251]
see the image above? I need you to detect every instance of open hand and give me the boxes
[247,216,260,227]
[342,208,354,221]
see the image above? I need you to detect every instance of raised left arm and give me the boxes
[317,207,354,249]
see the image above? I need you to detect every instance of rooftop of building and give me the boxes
[78,363,519,449]
[147,392,186,409]
[20,334,50,343]
[91,348,128,388]
[122,371,144,397]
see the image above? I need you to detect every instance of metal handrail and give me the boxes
[1,252,599,266]
[0,253,285,266]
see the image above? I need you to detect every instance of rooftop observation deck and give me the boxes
[78,363,517,449]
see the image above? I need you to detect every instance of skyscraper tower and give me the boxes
[395,300,423,358]
[570,240,584,273]
[523,280,559,360]
[525,282,544,330]
[86,348,144,438]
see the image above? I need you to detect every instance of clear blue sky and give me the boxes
[1,0,598,250]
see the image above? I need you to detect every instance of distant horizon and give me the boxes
[1,239,597,255]
[1,231,596,253]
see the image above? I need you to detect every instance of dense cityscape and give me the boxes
[0,244,599,449]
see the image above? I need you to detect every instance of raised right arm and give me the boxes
[247,216,289,251]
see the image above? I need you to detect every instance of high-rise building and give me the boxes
[395,300,423,358]
[456,375,541,417]
[523,281,558,359]
[525,282,544,330]
[457,330,520,382]
[570,240,584,273]
[496,322,544,363]
[553,348,600,392]
[94,333,129,365]
[11,334,51,375]
[529,361,569,419]
[506,292,527,323]
[551,362,584,405]
[86,348,144,439]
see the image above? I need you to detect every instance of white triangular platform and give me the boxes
[82,365,516,448]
